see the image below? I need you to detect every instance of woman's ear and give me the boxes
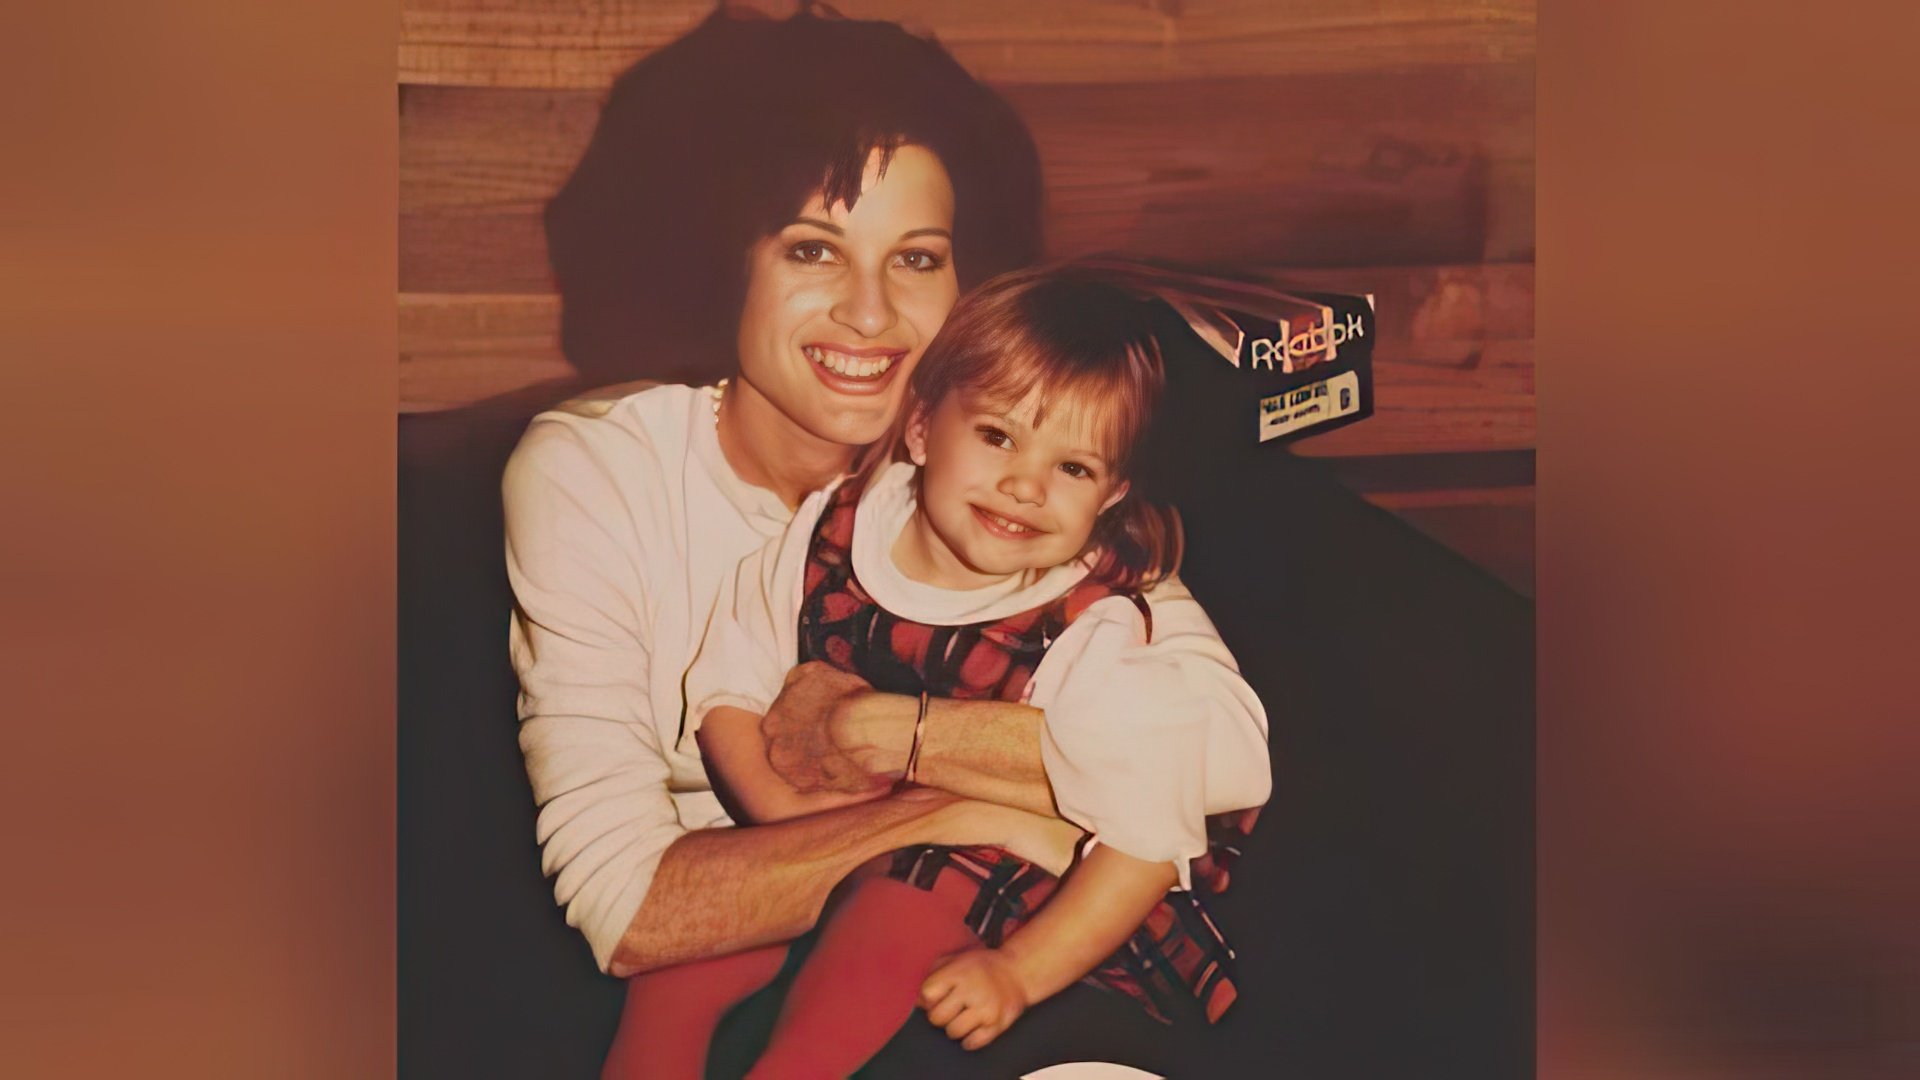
[903,404,932,467]
[1099,479,1131,515]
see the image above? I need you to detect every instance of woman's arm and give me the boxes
[765,573,1272,819]
[764,676,1057,816]
[612,790,1085,976]
[918,845,1178,1050]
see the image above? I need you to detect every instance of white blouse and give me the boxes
[683,462,1272,884]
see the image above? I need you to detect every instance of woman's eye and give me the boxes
[787,240,837,265]
[896,249,947,273]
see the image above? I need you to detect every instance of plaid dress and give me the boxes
[798,478,1246,1025]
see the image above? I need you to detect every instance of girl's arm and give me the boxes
[918,845,1178,1050]
[697,705,889,824]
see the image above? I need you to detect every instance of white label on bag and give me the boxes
[1259,369,1360,443]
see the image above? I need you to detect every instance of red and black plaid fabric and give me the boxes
[799,478,1243,1025]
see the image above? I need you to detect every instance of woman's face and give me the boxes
[735,144,959,450]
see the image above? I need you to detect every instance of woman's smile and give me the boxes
[802,342,909,393]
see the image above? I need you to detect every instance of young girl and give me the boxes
[670,262,1271,1077]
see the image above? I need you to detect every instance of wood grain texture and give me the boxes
[400,0,1536,89]
[399,293,578,411]
[398,3,1536,583]
[401,64,1533,291]
[399,261,1532,457]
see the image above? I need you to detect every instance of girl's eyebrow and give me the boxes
[980,406,1111,466]
[981,408,1028,432]
[1063,444,1111,469]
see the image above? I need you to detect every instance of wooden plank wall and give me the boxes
[398,0,1536,593]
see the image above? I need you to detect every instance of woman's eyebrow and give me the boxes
[787,217,844,235]
[784,220,951,243]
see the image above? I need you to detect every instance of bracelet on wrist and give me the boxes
[904,690,930,783]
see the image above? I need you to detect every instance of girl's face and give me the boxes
[734,144,959,451]
[901,386,1131,589]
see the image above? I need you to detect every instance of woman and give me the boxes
[507,11,1269,1076]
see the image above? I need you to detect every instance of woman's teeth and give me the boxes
[804,346,895,378]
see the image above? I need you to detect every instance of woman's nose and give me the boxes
[829,268,899,339]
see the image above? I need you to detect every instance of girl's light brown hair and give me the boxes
[895,262,1185,591]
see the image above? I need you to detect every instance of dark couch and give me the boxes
[399,370,1533,1078]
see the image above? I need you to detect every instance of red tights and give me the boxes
[602,875,978,1080]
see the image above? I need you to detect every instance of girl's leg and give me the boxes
[745,875,977,1080]
[601,944,790,1080]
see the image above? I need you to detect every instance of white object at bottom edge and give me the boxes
[1022,1064,1164,1080]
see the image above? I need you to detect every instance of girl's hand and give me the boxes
[919,947,1030,1050]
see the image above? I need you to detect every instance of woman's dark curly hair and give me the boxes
[545,10,1045,387]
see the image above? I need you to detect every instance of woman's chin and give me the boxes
[789,398,897,450]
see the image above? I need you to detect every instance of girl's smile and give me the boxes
[970,503,1046,539]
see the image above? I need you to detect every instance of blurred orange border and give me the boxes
[4,2,1918,1077]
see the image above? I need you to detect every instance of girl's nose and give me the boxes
[999,467,1046,507]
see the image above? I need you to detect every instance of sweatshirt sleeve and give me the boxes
[1027,576,1272,883]
[1137,573,1273,815]
[677,486,828,753]
[503,418,682,972]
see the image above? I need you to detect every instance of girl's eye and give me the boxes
[895,249,948,274]
[977,426,1012,449]
[787,240,839,266]
[1060,461,1094,480]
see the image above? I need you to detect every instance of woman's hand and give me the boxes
[995,809,1085,876]
[919,947,1031,1051]
[931,799,1083,875]
[761,662,899,794]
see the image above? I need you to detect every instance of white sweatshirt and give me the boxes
[504,384,1271,970]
